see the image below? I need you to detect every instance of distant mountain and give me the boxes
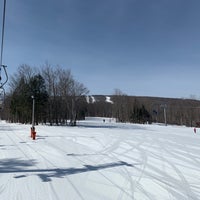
[85,95,200,127]
[87,95,200,105]
[86,95,113,104]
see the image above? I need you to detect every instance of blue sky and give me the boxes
[1,0,200,98]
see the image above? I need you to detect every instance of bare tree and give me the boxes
[9,64,37,92]
[41,63,58,124]
[69,80,89,126]
[41,64,88,126]
[57,67,73,124]
[112,89,128,122]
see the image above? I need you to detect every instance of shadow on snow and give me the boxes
[0,158,136,182]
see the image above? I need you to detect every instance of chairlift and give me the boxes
[0,65,8,88]
[0,0,8,99]
[0,87,5,109]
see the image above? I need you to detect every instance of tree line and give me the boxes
[1,63,89,126]
[87,91,200,127]
[87,90,152,124]
[1,65,200,127]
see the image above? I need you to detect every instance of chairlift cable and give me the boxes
[0,0,8,90]
[0,0,7,72]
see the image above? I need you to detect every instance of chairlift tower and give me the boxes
[0,0,8,90]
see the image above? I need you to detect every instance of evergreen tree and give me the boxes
[10,77,31,123]
[29,74,49,124]
[130,105,151,124]
[10,74,48,124]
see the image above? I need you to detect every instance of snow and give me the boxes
[86,96,90,104]
[0,118,200,200]
[85,96,96,103]
[105,96,113,104]
[91,96,96,103]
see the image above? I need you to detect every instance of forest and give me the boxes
[86,93,200,127]
[1,64,200,127]
[1,64,89,126]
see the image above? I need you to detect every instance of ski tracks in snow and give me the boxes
[1,122,200,200]
[152,135,200,200]
[42,129,136,200]
[0,124,61,200]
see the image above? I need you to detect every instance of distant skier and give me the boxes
[194,127,196,133]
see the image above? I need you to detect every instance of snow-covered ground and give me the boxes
[0,118,200,200]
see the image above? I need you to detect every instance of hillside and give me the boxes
[2,93,200,127]
[87,95,200,106]
[86,95,200,127]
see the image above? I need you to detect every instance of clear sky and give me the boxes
[1,0,200,98]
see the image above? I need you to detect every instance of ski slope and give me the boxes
[0,118,200,200]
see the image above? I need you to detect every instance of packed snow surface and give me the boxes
[105,96,113,104]
[0,118,200,200]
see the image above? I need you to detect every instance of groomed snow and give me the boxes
[0,118,200,200]
[105,96,113,104]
